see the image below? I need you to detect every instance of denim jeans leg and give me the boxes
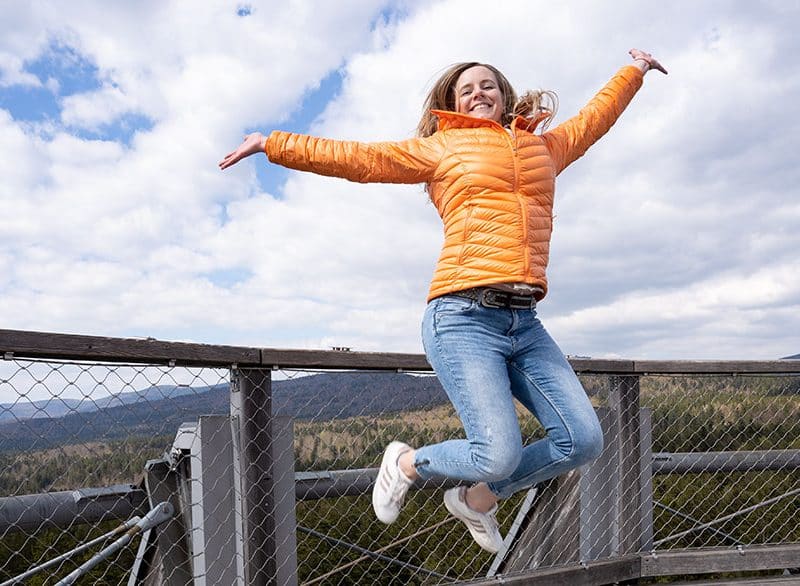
[414,296,524,483]
[487,310,604,499]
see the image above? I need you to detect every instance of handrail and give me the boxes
[2,328,799,374]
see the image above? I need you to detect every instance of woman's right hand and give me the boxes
[219,132,267,170]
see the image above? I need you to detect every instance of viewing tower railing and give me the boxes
[1,328,798,585]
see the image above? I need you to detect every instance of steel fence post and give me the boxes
[230,367,275,585]
[609,374,646,555]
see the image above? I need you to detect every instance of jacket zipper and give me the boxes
[456,203,475,267]
[504,122,528,276]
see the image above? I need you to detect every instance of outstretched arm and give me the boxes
[219,130,444,185]
[544,48,667,173]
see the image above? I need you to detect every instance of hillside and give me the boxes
[0,372,447,452]
[0,384,199,423]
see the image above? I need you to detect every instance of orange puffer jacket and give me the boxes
[265,65,644,302]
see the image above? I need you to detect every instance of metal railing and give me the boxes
[1,328,799,585]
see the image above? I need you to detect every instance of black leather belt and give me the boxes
[450,287,538,310]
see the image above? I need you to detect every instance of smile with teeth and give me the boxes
[471,103,491,112]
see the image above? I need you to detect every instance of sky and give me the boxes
[1,0,798,362]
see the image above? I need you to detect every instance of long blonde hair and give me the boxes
[416,62,558,138]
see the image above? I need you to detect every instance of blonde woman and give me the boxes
[220,48,666,553]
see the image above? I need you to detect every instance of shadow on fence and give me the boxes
[0,328,799,585]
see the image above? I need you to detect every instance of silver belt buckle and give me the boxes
[481,288,535,309]
[480,289,506,308]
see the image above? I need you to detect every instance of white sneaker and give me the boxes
[372,441,414,524]
[444,486,504,554]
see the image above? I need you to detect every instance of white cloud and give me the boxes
[0,109,44,191]
[0,2,52,87]
[0,51,41,87]
[60,83,138,129]
[0,0,798,366]
[547,264,800,360]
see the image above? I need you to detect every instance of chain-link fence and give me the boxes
[644,373,799,550]
[291,370,800,584]
[0,357,230,584]
[1,333,799,585]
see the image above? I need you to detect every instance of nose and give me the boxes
[468,89,486,106]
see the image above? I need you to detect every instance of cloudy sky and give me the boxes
[1,0,798,361]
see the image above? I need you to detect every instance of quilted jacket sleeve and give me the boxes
[543,65,644,175]
[264,132,445,184]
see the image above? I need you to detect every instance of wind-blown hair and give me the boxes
[416,62,558,138]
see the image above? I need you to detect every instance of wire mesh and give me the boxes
[290,370,800,584]
[1,352,798,585]
[0,357,229,584]
[641,373,800,550]
[283,368,503,585]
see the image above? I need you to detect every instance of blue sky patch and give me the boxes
[285,69,343,134]
[31,42,101,95]
[0,82,60,122]
[0,41,101,122]
[204,267,254,288]
[0,40,154,145]
[71,112,154,146]
[254,68,344,197]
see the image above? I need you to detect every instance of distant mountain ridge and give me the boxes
[0,372,447,453]
[0,385,198,423]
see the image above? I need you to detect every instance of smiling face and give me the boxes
[454,65,504,123]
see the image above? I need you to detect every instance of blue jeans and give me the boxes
[414,294,603,499]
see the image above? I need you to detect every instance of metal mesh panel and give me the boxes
[284,368,504,585]
[2,351,798,585]
[0,358,229,584]
[642,374,800,550]
[290,370,800,583]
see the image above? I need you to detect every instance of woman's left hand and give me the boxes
[629,48,668,75]
[219,132,267,170]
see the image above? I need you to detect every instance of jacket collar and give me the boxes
[432,109,550,133]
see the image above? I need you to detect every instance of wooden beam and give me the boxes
[610,375,645,556]
[466,555,641,585]
[640,544,800,577]
[664,577,800,586]
[2,327,799,374]
[0,328,260,367]
[633,359,800,374]
[568,358,635,373]
[258,347,431,371]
